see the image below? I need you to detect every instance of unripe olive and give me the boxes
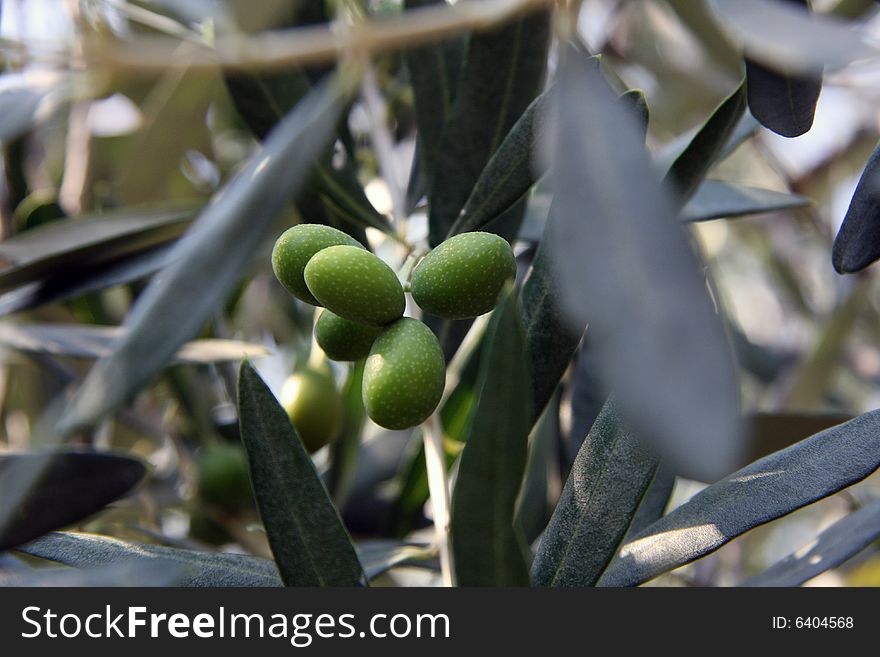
[271,224,363,305]
[411,231,516,319]
[281,367,343,453]
[304,245,405,326]
[315,309,382,361]
[363,318,445,430]
[197,443,252,511]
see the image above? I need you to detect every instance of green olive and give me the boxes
[304,245,405,326]
[362,318,445,430]
[271,224,364,305]
[197,443,252,511]
[411,232,516,319]
[281,367,343,453]
[315,309,382,361]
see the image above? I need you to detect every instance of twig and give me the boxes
[423,414,456,586]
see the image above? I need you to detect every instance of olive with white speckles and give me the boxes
[304,245,405,326]
[363,318,445,430]
[271,224,364,305]
[315,309,382,361]
[411,232,516,319]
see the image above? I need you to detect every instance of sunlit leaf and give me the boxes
[532,399,660,586]
[0,452,145,552]
[18,532,281,586]
[542,42,743,481]
[740,498,880,586]
[682,180,811,223]
[451,286,531,586]
[598,410,880,586]
[238,361,365,586]
[57,75,350,434]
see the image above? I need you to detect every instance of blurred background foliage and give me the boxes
[0,0,879,586]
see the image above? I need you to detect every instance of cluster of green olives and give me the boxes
[271,224,516,431]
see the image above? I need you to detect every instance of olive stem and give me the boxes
[423,415,456,587]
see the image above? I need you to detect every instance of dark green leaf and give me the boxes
[237,360,365,586]
[532,399,660,586]
[746,58,821,138]
[451,287,531,586]
[515,390,560,545]
[0,452,145,551]
[832,142,880,273]
[620,466,675,543]
[1,559,185,587]
[326,360,366,507]
[0,322,267,362]
[57,76,348,434]
[427,10,550,245]
[682,180,811,223]
[740,498,880,587]
[543,43,743,481]
[0,205,195,294]
[598,410,880,586]
[18,532,281,586]
[663,82,747,202]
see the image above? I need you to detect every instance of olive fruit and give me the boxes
[271,224,363,305]
[304,245,405,326]
[315,309,382,361]
[411,231,516,319]
[363,318,445,430]
[197,443,252,511]
[281,366,343,453]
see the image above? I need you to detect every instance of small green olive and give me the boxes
[304,245,405,326]
[281,367,343,453]
[362,318,446,430]
[197,443,252,512]
[315,309,382,362]
[411,231,516,319]
[271,224,364,305]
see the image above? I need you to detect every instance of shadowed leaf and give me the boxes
[598,410,880,586]
[532,399,660,586]
[542,43,743,481]
[740,498,880,586]
[238,361,365,586]
[451,287,531,586]
[832,143,880,273]
[1,559,185,587]
[0,453,146,552]
[18,532,281,586]
[682,180,811,223]
[57,75,349,434]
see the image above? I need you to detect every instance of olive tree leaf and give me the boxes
[0,322,267,363]
[404,0,465,188]
[357,540,435,580]
[0,205,196,293]
[708,0,876,74]
[739,497,880,587]
[238,360,365,586]
[18,532,282,586]
[0,559,186,587]
[542,42,743,482]
[56,75,349,435]
[832,143,880,273]
[427,9,550,246]
[325,359,367,507]
[531,399,661,587]
[663,82,747,203]
[597,410,880,587]
[0,452,145,552]
[451,286,531,586]
[745,1,822,138]
[681,180,811,223]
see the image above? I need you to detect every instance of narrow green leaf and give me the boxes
[515,390,560,545]
[544,44,743,481]
[0,322,267,362]
[532,399,660,586]
[427,9,550,245]
[598,410,880,587]
[740,498,880,587]
[0,559,186,587]
[238,360,365,586]
[746,10,822,139]
[326,360,366,507]
[833,143,880,273]
[682,180,811,223]
[357,540,435,581]
[0,205,196,293]
[663,82,747,202]
[451,286,531,586]
[57,76,349,434]
[0,452,145,552]
[18,532,281,586]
